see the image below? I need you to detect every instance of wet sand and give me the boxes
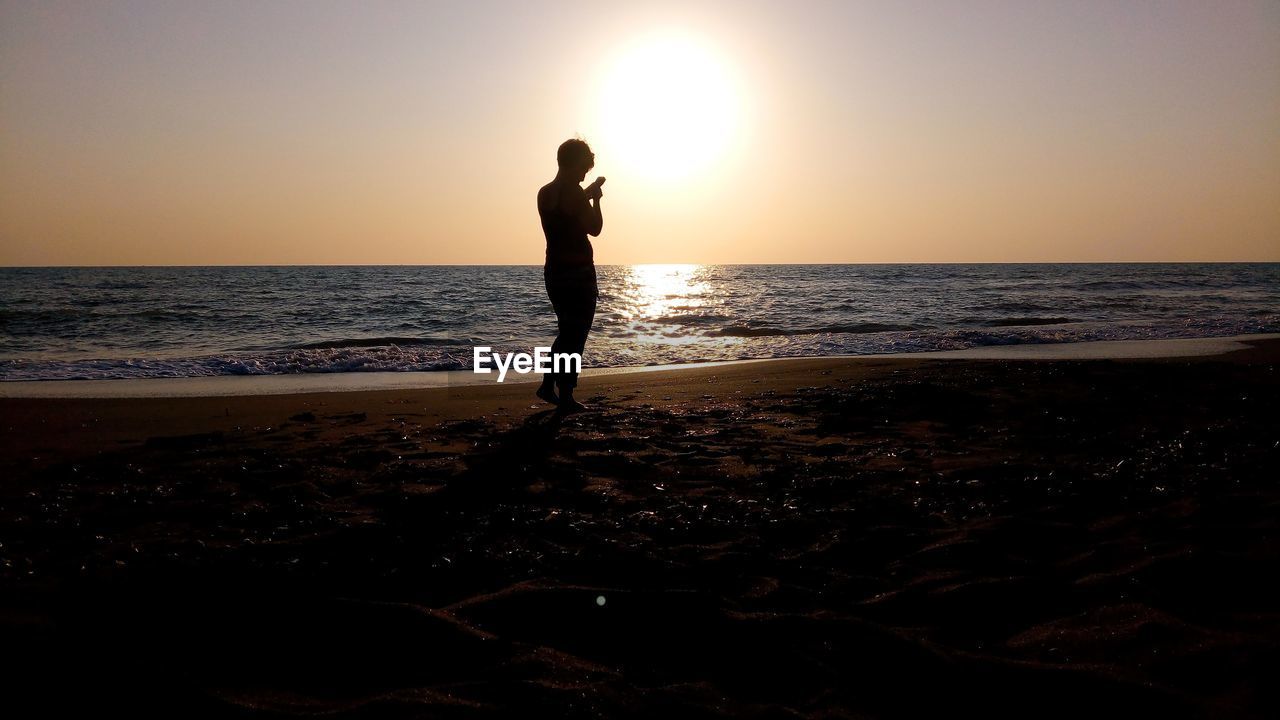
[2,338,1278,718]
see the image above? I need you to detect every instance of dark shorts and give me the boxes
[543,263,598,299]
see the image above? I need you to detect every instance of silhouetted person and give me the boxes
[536,138,604,413]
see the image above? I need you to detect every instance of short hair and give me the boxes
[557,138,594,169]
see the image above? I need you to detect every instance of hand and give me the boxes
[585,176,605,200]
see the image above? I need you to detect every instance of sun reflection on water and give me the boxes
[611,264,723,345]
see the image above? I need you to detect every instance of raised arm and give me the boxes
[583,195,603,237]
[570,185,603,237]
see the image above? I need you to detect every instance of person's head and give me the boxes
[556,138,594,181]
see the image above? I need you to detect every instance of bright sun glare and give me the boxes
[593,34,741,183]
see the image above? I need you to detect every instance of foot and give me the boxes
[536,384,559,405]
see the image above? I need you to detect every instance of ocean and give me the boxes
[1,263,1276,381]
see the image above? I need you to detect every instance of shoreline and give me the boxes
[3,332,1276,399]
[2,334,1277,717]
[3,334,1278,473]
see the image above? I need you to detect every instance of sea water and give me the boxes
[2,263,1276,380]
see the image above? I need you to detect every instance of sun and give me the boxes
[591,33,742,184]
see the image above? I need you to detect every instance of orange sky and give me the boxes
[2,1,1277,265]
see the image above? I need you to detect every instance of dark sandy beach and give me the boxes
[2,339,1278,718]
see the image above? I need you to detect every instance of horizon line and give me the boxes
[2,260,1279,269]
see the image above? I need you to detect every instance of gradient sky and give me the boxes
[2,0,1277,265]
